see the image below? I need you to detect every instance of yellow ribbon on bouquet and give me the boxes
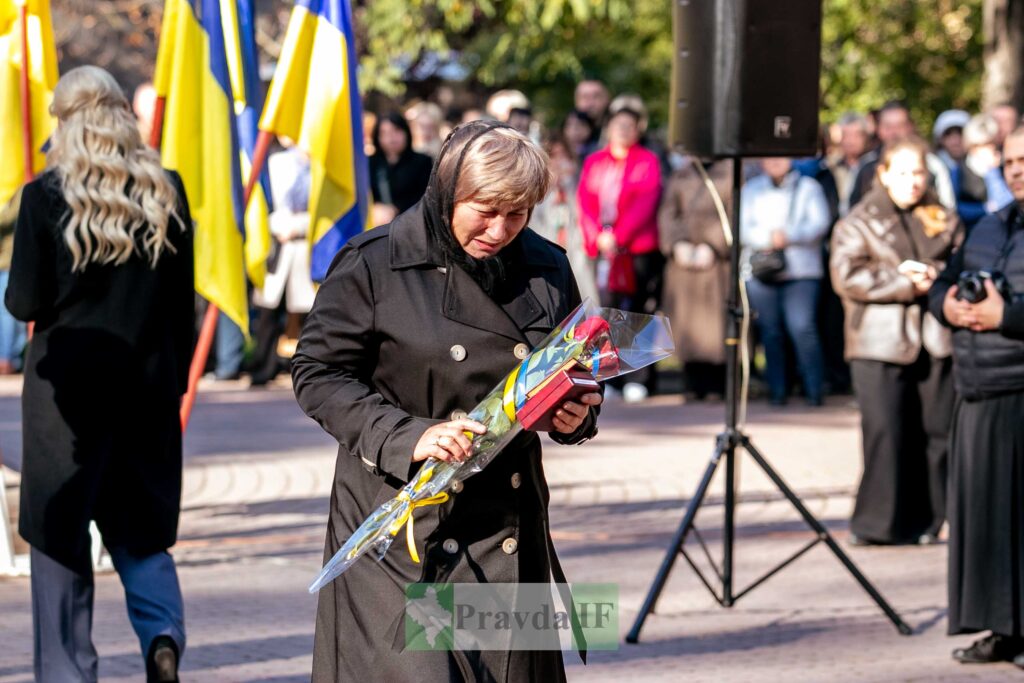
[388,489,450,564]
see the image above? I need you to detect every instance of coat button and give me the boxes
[450,479,463,493]
[443,538,459,554]
[450,409,468,421]
[450,345,467,362]
[501,537,518,555]
[510,473,522,489]
[513,343,530,359]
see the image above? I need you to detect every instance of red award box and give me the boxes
[516,361,600,432]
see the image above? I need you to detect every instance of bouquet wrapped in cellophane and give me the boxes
[309,299,673,592]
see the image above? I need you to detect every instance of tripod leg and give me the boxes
[626,437,727,644]
[739,436,913,635]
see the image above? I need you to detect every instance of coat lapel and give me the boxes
[442,265,529,343]
[441,231,559,343]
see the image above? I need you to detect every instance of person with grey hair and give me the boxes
[828,112,872,217]
[293,121,601,681]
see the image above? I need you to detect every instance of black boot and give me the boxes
[146,635,180,682]
[952,633,1024,663]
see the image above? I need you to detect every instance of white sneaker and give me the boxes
[623,382,649,403]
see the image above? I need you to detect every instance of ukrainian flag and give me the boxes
[0,0,57,206]
[222,0,273,289]
[154,0,249,331]
[259,0,370,282]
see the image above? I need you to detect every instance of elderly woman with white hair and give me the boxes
[6,66,193,682]
[292,121,602,682]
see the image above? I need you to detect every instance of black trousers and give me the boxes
[249,301,287,384]
[850,352,953,543]
[948,391,1024,637]
[685,361,725,399]
[602,250,665,390]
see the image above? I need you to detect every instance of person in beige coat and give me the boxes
[830,137,962,545]
[659,159,733,399]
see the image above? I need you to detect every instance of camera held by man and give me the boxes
[955,269,1014,303]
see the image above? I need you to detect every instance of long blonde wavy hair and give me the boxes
[48,66,180,272]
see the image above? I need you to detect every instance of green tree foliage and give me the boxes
[357,0,986,131]
[46,1,990,135]
[821,0,984,129]
[355,0,672,126]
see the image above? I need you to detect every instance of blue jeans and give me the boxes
[0,270,27,368]
[31,545,185,682]
[215,312,245,379]
[747,278,824,403]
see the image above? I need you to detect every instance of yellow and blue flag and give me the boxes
[0,0,58,206]
[222,0,273,289]
[259,0,370,282]
[154,0,249,331]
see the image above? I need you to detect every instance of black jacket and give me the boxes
[369,149,434,213]
[930,202,1024,399]
[292,204,597,682]
[5,170,194,573]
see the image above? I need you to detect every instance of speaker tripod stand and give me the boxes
[626,159,912,643]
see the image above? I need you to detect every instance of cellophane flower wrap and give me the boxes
[309,299,673,592]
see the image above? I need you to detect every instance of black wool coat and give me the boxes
[5,170,194,574]
[292,204,598,682]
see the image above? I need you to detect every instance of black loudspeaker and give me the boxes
[669,0,822,157]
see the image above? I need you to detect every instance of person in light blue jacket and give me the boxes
[742,157,831,405]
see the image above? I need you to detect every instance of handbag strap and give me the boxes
[785,175,802,231]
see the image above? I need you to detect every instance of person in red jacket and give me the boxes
[577,106,663,401]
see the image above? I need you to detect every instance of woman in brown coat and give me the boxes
[830,138,962,545]
[659,159,733,399]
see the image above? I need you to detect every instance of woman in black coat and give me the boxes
[6,66,194,682]
[292,121,602,682]
[369,112,434,223]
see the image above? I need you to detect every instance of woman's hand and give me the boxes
[597,231,618,257]
[413,419,488,464]
[551,392,603,434]
[770,229,788,250]
[691,243,716,270]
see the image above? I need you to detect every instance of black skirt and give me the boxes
[947,391,1024,636]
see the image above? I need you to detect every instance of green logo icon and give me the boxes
[405,583,455,651]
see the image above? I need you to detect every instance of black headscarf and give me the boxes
[420,120,523,297]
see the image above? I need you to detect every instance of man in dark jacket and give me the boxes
[930,126,1024,667]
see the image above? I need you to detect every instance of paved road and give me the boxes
[0,377,1017,681]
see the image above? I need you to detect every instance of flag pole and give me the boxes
[148,95,166,149]
[18,1,34,183]
[178,129,275,431]
[179,304,219,429]
[146,88,221,433]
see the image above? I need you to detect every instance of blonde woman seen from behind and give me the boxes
[5,66,194,683]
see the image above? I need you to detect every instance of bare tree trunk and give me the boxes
[984,0,1024,110]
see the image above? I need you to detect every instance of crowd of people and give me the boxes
[4,64,1024,678]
